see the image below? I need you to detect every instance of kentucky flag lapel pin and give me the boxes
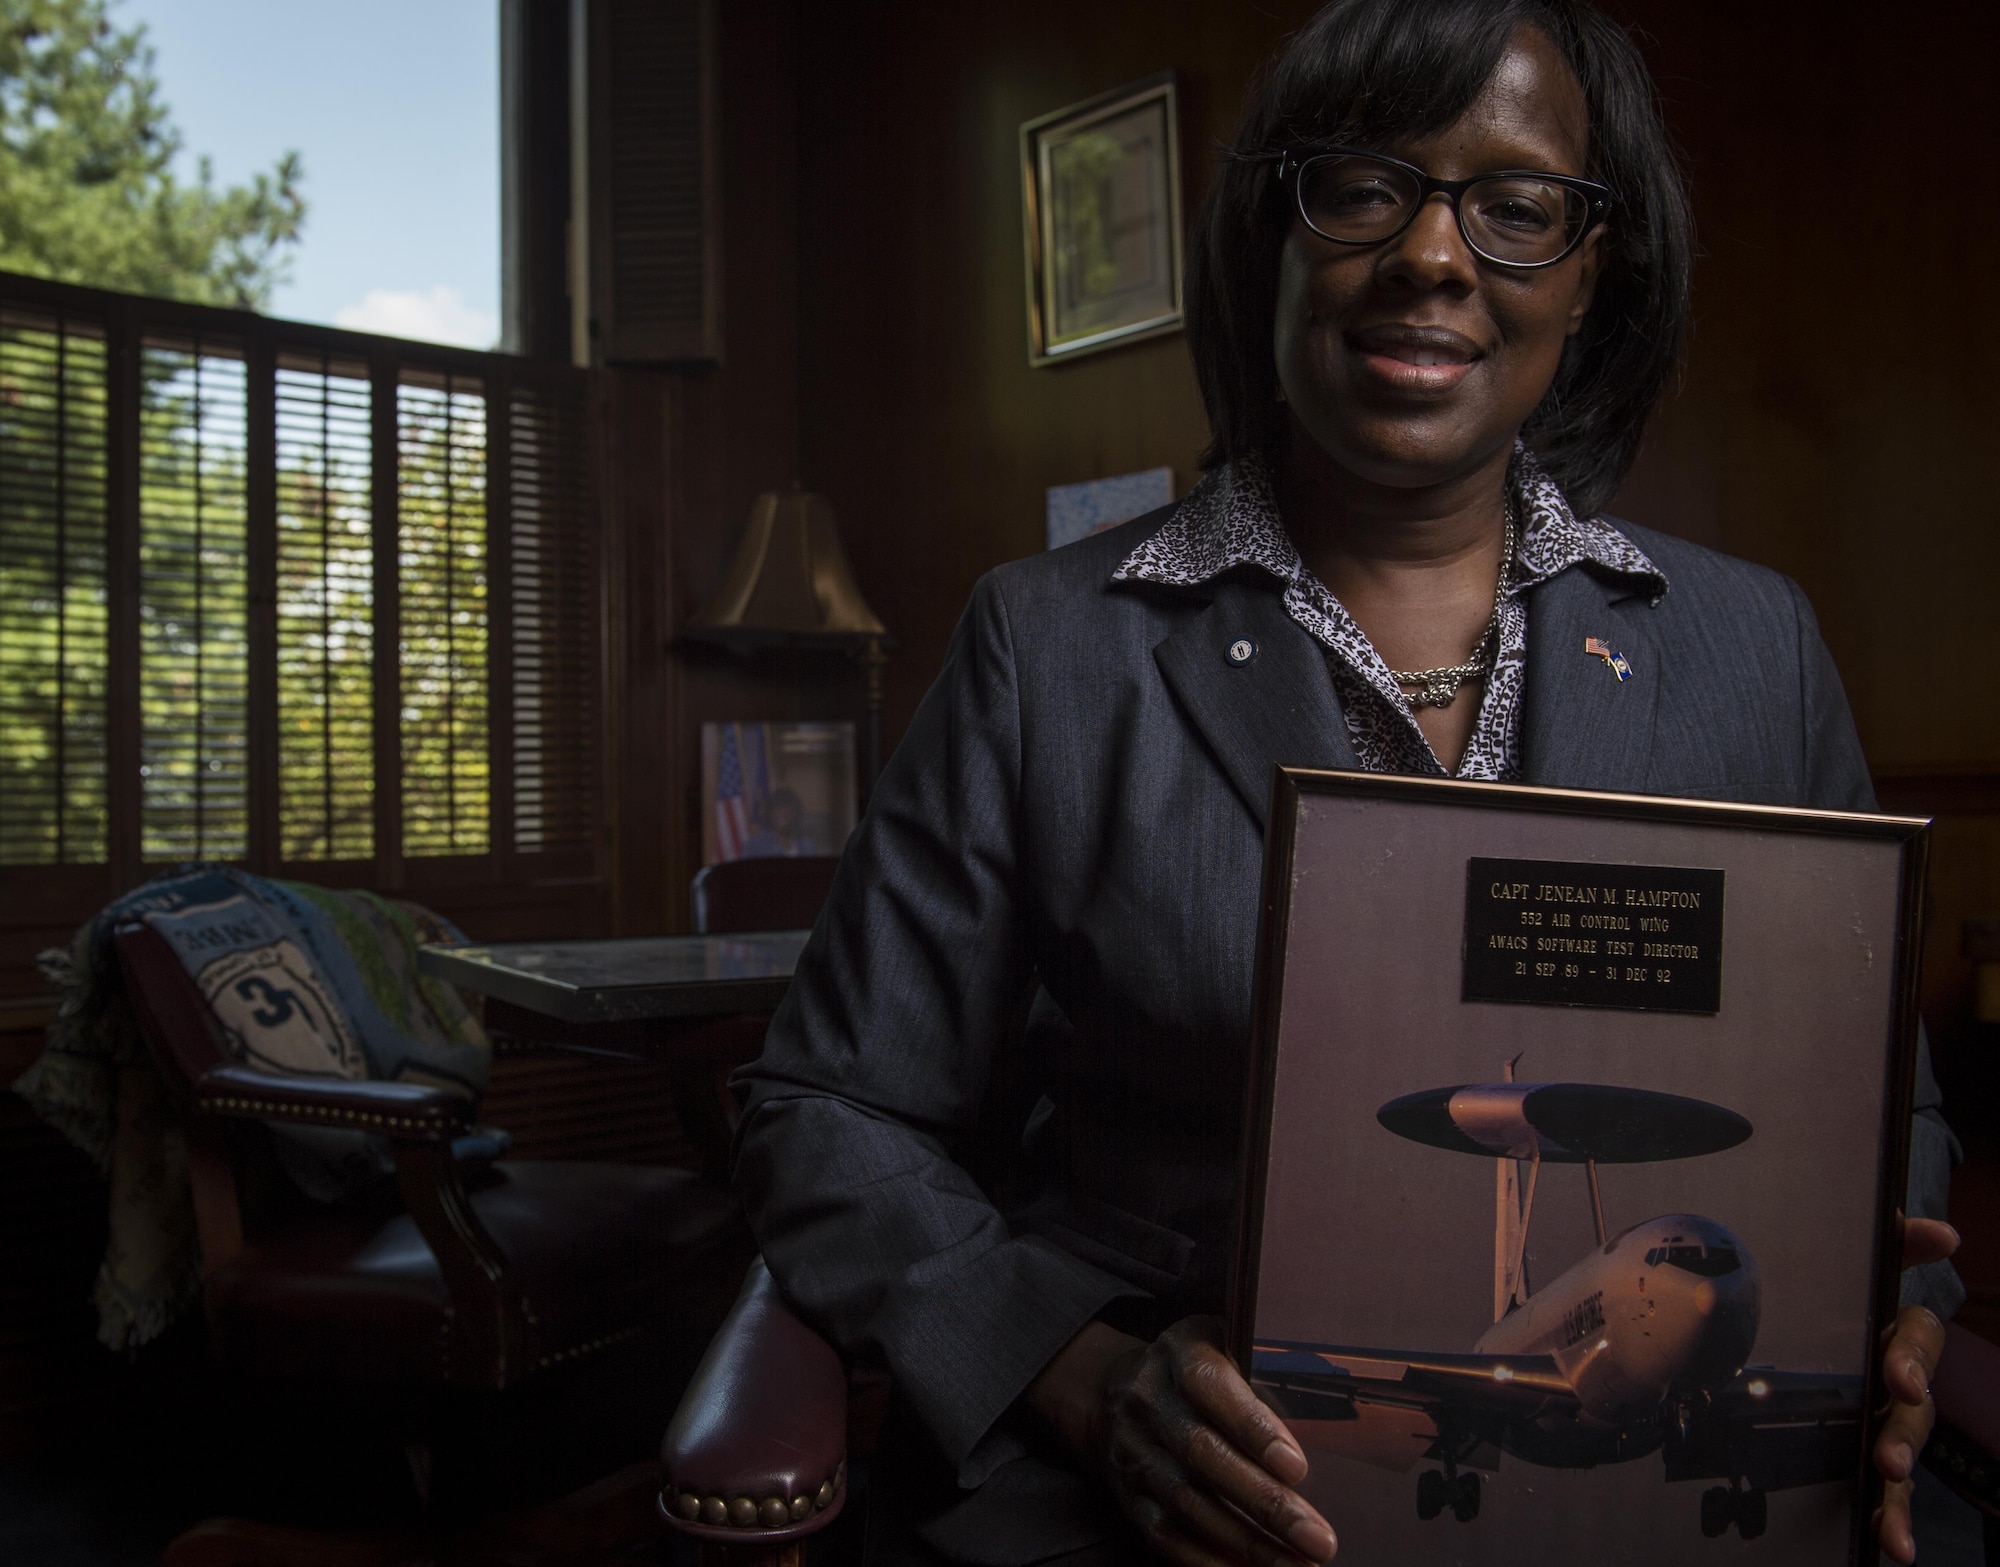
[1584,637,1634,681]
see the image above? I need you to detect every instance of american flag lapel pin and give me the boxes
[1584,637,1634,681]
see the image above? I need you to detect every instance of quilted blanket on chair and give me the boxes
[13,865,491,1350]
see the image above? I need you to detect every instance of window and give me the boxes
[139,335,250,862]
[397,372,491,858]
[275,352,374,862]
[0,308,108,866]
[0,272,602,904]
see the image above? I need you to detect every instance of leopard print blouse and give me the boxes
[1112,443,1665,780]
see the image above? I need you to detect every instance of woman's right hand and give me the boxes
[1026,1316,1338,1567]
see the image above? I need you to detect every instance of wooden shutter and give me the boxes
[0,308,109,865]
[0,271,609,988]
[397,370,492,859]
[507,380,601,862]
[138,335,250,863]
[275,351,375,863]
[584,0,720,364]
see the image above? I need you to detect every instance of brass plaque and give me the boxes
[1462,857,1724,1013]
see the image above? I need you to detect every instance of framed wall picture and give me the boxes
[700,721,857,867]
[1232,769,1929,1564]
[1020,72,1183,366]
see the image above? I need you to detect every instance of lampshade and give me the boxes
[685,489,888,646]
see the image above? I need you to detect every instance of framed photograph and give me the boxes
[1232,770,1928,1564]
[700,721,857,867]
[1020,73,1183,366]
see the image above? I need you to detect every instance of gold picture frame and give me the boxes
[1231,769,1930,1560]
[1020,73,1184,367]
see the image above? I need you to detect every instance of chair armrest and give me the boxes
[195,1063,472,1144]
[1924,1320,2000,1518]
[661,1256,848,1543]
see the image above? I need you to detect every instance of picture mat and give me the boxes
[1250,788,1911,1565]
[1020,74,1184,365]
[1040,96,1175,347]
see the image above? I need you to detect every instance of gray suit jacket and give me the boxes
[732,508,1962,1567]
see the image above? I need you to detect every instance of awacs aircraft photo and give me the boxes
[1251,1061,1864,1541]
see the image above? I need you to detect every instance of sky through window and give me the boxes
[130,0,499,348]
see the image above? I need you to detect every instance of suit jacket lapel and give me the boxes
[1522,567,1662,792]
[1152,579,1356,830]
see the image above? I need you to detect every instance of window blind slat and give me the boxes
[398,375,491,858]
[139,339,249,862]
[509,383,596,857]
[277,359,375,861]
[1,275,600,895]
[0,311,108,864]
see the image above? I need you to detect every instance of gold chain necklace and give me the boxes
[1387,496,1517,711]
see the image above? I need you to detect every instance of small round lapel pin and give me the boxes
[1227,637,1257,666]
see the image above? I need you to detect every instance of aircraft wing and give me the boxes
[1251,1340,1574,1474]
[1661,1368,1865,1493]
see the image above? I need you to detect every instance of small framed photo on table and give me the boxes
[1231,770,1929,1564]
[1020,72,1183,366]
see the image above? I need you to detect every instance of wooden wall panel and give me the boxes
[789,0,2000,1077]
[794,1,1320,751]
[1603,2,2000,783]
[1598,0,2000,1063]
[658,0,831,933]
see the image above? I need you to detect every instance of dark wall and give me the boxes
[1606,0,2000,771]
[785,0,2000,1037]
[1599,0,2000,1043]
[603,0,822,936]
[794,1,1318,739]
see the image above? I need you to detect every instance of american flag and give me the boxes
[714,725,753,860]
[1584,637,1633,681]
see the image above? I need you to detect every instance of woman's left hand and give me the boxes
[1873,1215,1960,1564]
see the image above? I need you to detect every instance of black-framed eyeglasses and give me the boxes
[1274,146,1612,270]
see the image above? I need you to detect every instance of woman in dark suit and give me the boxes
[734,3,1962,1564]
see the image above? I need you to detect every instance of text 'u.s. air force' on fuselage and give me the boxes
[1251,1061,1863,1541]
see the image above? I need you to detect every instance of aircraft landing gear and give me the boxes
[1700,1483,1768,1541]
[1415,1469,1480,1523]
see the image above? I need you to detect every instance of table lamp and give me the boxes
[685,489,893,788]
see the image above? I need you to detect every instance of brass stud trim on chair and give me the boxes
[203,1095,452,1133]
[534,1322,645,1371]
[665,1462,847,1534]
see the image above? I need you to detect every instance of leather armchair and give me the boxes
[660,1257,849,1562]
[115,918,752,1392]
[662,1262,2000,1565]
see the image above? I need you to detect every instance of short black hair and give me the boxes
[1184,0,1691,517]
